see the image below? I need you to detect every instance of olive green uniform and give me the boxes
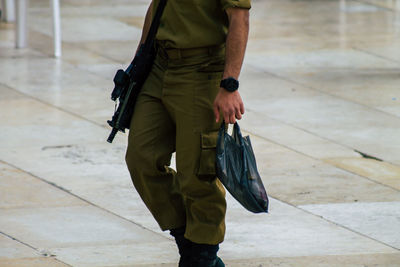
[125,0,251,245]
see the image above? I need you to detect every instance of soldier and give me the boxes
[125,0,250,266]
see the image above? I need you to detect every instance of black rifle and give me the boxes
[107,0,167,143]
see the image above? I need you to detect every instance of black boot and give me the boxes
[170,227,192,267]
[191,243,225,267]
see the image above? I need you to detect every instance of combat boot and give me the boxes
[170,227,192,267]
[191,243,225,267]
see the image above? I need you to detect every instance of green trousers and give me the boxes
[125,45,227,245]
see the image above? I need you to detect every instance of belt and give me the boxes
[157,42,225,60]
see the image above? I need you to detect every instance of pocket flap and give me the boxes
[201,131,218,149]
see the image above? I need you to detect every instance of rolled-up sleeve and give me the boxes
[220,0,251,10]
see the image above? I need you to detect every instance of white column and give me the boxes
[51,0,61,57]
[1,0,15,22]
[16,0,28,48]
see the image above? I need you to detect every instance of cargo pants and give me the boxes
[125,43,227,245]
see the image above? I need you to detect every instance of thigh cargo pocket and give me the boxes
[197,131,219,181]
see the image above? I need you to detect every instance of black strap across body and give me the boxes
[107,0,168,143]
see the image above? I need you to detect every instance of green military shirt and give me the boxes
[152,0,251,49]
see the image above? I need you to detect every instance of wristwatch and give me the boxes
[220,77,239,92]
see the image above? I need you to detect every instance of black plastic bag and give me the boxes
[216,122,269,213]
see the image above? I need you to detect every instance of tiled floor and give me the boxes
[1,0,399,266]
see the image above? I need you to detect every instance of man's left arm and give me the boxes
[213,8,249,124]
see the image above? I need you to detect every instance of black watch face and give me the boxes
[222,77,239,92]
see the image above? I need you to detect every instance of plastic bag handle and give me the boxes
[220,121,245,148]
[218,122,226,151]
[232,123,248,185]
[233,123,243,145]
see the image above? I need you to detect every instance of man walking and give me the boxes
[125,1,250,266]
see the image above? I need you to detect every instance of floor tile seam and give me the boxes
[0,236,173,256]
[0,231,38,252]
[317,164,400,193]
[0,257,71,265]
[0,140,125,150]
[353,46,400,65]
[0,82,108,130]
[242,106,399,168]
[0,203,90,210]
[10,28,125,73]
[264,195,400,252]
[61,39,127,65]
[28,3,144,9]
[298,200,400,208]
[73,62,126,85]
[27,240,169,250]
[26,27,129,65]
[48,239,175,250]
[0,159,171,242]
[0,231,72,266]
[241,125,400,193]
[0,54,48,59]
[354,0,399,12]
[244,106,352,150]
[52,258,74,267]
[28,4,148,13]
[0,141,123,150]
[247,63,400,121]
[224,252,400,261]
[0,42,49,59]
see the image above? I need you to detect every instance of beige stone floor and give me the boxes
[1,0,400,266]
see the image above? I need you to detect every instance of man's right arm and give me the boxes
[135,1,153,55]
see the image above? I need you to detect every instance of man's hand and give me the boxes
[213,88,245,124]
